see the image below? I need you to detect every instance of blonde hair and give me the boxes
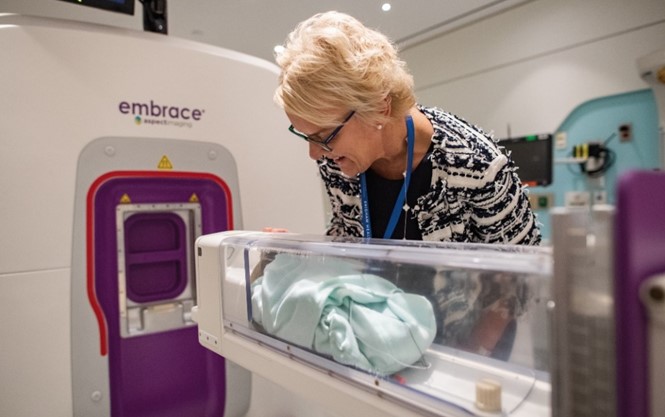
[274,11,415,128]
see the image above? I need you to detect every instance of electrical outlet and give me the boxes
[593,190,607,204]
[565,191,591,208]
[528,193,554,210]
[619,123,632,142]
[554,131,567,150]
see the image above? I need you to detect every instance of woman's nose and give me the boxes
[309,143,326,160]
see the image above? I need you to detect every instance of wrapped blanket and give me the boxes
[251,253,436,375]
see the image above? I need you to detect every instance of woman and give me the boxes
[272,11,541,360]
[274,11,540,245]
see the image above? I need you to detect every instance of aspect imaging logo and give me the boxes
[119,100,205,128]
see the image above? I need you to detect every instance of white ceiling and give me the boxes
[1,0,532,62]
[171,0,532,62]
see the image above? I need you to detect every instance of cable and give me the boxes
[603,132,617,146]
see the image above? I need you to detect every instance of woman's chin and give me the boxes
[339,167,361,178]
[335,158,361,177]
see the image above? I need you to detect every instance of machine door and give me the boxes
[94,174,229,417]
[71,137,248,417]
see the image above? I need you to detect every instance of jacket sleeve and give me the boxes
[420,110,541,245]
[465,154,541,245]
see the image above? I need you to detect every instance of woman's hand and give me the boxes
[262,227,289,233]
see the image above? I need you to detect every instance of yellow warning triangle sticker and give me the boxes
[119,193,131,204]
[157,155,173,170]
[189,193,200,203]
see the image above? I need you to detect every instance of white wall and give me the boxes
[401,0,665,138]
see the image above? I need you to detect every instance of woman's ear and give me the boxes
[383,95,392,117]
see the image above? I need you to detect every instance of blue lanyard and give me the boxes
[360,115,415,239]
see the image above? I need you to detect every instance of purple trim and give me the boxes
[615,170,665,417]
[94,176,230,417]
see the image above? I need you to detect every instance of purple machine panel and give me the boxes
[615,170,665,417]
[94,174,230,417]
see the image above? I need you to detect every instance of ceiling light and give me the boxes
[382,3,391,12]
[274,45,285,55]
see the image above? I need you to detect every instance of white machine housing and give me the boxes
[0,14,325,417]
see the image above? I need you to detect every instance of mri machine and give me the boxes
[2,11,665,417]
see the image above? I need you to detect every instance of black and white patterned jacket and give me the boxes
[318,105,541,245]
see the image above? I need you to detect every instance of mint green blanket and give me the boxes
[251,253,436,375]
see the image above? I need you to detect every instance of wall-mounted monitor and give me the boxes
[57,0,134,15]
[499,134,553,187]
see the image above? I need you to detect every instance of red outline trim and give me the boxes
[86,170,233,356]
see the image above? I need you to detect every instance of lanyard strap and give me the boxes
[360,115,415,239]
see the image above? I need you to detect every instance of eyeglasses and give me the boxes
[288,111,355,152]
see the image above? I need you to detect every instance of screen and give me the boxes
[499,134,553,186]
[58,0,134,15]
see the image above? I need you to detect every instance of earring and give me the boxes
[377,124,383,130]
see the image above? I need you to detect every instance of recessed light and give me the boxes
[382,3,391,12]
[274,45,285,55]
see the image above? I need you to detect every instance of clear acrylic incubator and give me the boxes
[193,231,552,417]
